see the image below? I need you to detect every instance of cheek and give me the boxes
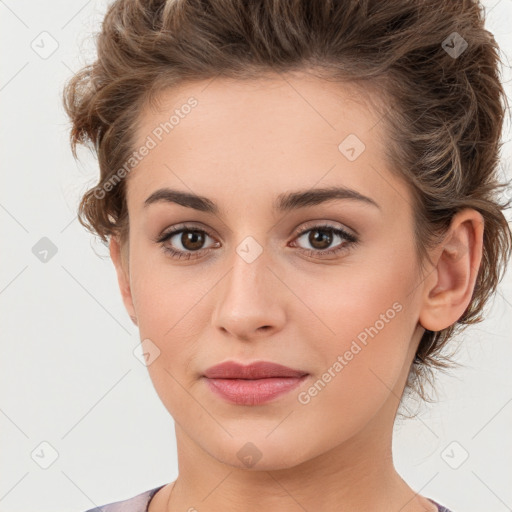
[129,259,210,416]
[128,249,216,384]
[131,266,207,342]
[297,250,418,378]
[287,262,417,445]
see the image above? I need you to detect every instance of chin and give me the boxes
[205,435,315,471]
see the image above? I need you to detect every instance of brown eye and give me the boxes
[179,230,206,251]
[292,224,358,259]
[307,229,333,250]
[156,226,219,260]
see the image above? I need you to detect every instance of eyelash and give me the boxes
[155,223,359,261]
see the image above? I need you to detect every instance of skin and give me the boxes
[109,71,483,512]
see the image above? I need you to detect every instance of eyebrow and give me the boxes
[143,186,380,213]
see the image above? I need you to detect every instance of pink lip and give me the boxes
[203,361,308,379]
[202,361,309,406]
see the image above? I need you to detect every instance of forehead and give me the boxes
[136,72,383,145]
[126,72,407,215]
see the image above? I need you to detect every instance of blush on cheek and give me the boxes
[318,281,411,386]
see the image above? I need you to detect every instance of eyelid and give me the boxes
[156,220,355,242]
[291,220,357,240]
[155,222,216,241]
[155,220,359,260]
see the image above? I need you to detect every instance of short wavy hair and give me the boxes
[63,0,512,413]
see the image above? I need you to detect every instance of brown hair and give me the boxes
[63,0,512,412]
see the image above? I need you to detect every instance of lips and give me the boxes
[203,360,308,379]
[202,361,309,405]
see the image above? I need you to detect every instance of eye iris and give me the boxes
[309,229,332,249]
[182,230,205,251]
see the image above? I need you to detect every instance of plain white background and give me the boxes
[1,1,511,511]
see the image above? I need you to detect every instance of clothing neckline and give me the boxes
[145,485,446,512]
[145,484,166,512]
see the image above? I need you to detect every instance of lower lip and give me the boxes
[204,376,308,405]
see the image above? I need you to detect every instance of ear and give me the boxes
[419,208,484,332]
[109,235,138,326]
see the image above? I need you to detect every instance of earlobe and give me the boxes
[109,235,138,326]
[419,209,484,332]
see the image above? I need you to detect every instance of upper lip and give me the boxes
[203,361,308,379]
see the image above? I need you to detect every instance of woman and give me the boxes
[62,0,512,510]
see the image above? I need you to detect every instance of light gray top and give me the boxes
[83,485,165,512]
[83,484,453,511]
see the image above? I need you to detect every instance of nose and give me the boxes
[211,246,287,342]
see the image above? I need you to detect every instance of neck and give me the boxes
[151,326,435,512]
[162,392,434,511]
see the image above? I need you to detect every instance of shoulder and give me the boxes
[428,497,454,512]
[82,485,166,512]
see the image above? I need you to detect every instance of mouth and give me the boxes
[202,360,310,406]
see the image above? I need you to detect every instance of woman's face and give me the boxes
[114,72,429,470]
